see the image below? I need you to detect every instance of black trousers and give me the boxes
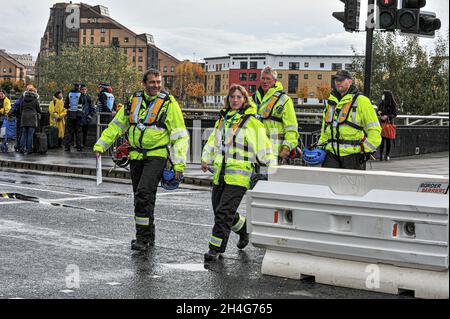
[130,158,167,242]
[64,118,82,149]
[322,151,367,170]
[379,138,392,157]
[209,183,248,253]
[81,125,89,147]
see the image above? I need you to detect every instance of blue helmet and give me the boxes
[303,148,327,166]
[161,168,182,191]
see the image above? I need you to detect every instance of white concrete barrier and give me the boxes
[247,166,449,298]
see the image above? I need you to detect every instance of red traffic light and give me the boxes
[379,0,397,8]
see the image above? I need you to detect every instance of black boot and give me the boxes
[237,233,250,250]
[131,239,152,251]
[204,249,222,262]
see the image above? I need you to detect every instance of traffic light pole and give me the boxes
[364,0,375,98]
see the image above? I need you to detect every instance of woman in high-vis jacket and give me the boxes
[201,84,277,262]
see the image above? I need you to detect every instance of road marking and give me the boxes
[0,183,90,197]
[60,290,75,294]
[161,263,208,272]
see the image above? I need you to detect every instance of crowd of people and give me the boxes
[0,83,119,153]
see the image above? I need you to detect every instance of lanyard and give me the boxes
[221,112,238,147]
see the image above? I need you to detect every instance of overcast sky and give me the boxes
[0,0,448,61]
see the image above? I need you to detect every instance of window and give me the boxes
[138,56,143,62]
[303,98,308,103]
[249,73,257,81]
[124,37,129,43]
[138,48,143,53]
[250,61,258,69]
[164,66,168,72]
[133,56,136,62]
[83,37,86,45]
[317,74,323,80]
[277,74,283,79]
[239,73,247,81]
[9,68,12,73]
[345,63,354,71]
[304,62,309,68]
[101,28,106,34]
[289,62,299,70]
[304,74,309,80]
[83,29,86,36]
[240,61,248,69]
[90,37,94,45]
[248,85,257,93]
[138,66,143,71]
[288,74,299,94]
[171,66,175,72]
[332,63,343,71]
[320,63,325,68]
[279,61,284,67]
[101,37,105,43]
[91,29,94,35]
[3,68,6,73]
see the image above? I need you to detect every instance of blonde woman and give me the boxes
[49,91,67,147]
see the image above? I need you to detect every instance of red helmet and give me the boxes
[113,141,131,168]
[107,87,113,93]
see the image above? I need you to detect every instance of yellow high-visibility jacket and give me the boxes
[202,103,277,189]
[49,97,67,139]
[253,82,299,154]
[94,90,189,172]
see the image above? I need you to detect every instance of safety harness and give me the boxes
[125,91,170,160]
[325,94,368,163]
[253,91,287,123]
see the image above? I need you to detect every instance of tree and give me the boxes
[352,30,449,115]
[174,60,205,106]
[316,85,332,102]
[296,86,309,104]
[37,45,142,102]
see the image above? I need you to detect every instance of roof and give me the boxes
[0,50,26,69]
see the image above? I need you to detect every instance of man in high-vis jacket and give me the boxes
[64,83,84,152]
[253,66,299,162]
[94,69,189,251]
[318,70,381,170]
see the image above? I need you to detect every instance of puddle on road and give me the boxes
[160,263,208,272]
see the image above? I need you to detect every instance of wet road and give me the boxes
[0,170,411,299]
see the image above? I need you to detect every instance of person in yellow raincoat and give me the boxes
[48,91,67,147]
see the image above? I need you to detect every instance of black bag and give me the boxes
[33,132,48,154]
[43,126,59,149]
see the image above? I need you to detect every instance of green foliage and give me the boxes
[36,46,142,102]
[352,31,449,115]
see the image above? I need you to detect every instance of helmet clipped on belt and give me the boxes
[113,141,131,169]
[303,147,327,166]
[161,159,183,191]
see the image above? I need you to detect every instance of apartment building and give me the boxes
[0,50,27,82]
[204,53,358,107]
[39,2,179,88]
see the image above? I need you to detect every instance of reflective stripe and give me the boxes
[233,142,255,154]
[282,141,295,150]
[327,106,335,123]
[146,126,166,132]
[97,140,109,151]
[209,235,223,248]
[203,144,215,153]
[231,215,246,233]
[172,155,186,164]
[363,139,378,151]
[257,148,272,159]
[170,129,189,141]
[366,121,380,129]
[132,97,143,124]
[330,143,357,150]
[225,169,252,177]
[112,118,127,132]
[284,125,298,131]
[135,217,150,226]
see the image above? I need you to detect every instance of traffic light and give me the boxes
[333,0,361,32]
[377,0,398,31]
[418,11,441,37]
[397,0,426,33]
